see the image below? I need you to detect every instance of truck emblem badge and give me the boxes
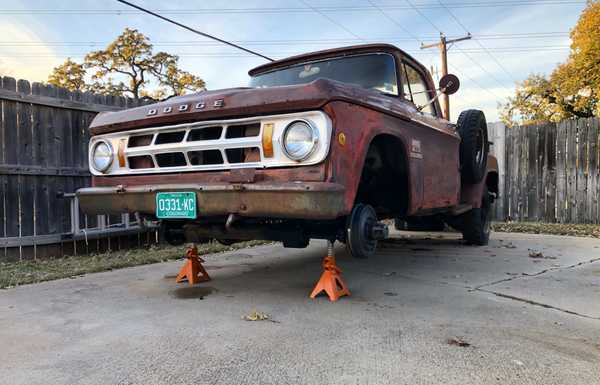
[338,133,346,146]
[213,99,224,108]
[147,108,157,116]
[195,102,205,109]
[410,139,423,159]
[178,104,189,112]
[411,139,421,153]
[163,106,172,113]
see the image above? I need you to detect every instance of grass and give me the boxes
[0,240,268,289]
[492,222,600,238]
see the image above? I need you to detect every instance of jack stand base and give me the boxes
[176,246,211,285]
[310,241,350,302]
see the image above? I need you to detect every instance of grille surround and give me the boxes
[89,111,332,176]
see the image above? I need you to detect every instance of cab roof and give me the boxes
[248,43,424,77]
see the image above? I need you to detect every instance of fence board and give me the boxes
[589,119,599,223]
[2,77,20,238]
[503,117,600,224]
[0,76,147,260]
[16,80,35,240]
[545,125,557,222]
[527,126,538,221]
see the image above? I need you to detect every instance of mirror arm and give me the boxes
[416,85,447,112]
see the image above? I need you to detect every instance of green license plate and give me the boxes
[156,192,197,219]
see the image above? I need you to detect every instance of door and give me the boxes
[399,61,461,211]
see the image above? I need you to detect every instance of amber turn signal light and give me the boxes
[262,123,274,158]
[117,139,126,167]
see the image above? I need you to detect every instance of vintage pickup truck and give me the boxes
[78,44,498,259]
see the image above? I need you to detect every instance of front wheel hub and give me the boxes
[346,204,387,259]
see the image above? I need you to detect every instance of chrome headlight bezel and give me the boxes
[90,139,114,173]
[281,119,319,161]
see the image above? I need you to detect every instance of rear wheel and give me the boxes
[461,188,493,245]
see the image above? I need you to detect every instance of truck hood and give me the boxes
[88,79,411,135]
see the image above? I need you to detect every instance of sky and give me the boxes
[0,0,587,122]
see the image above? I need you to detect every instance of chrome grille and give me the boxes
[89,111,332,176]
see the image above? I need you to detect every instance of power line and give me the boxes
[366,0,423,43]
[298,0,366,42]
[448,64,505,100]
[0,33,569,47]
[360,0,507,107]
[404,0,513,95]
[0,1,586,15]
[436,0,518,83]
[114,0,274,62]
[0,47,571,58]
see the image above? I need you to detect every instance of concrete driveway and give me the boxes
[1,231,599,385]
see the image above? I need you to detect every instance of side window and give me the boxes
[401,63,436,116]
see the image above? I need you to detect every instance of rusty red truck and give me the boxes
[77,44,498,259]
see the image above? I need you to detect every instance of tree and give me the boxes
[47,58,86,92]
[501,1,600,125]
[47,28,206,101]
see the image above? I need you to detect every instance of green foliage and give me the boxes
[47,28,206,101]
[501,1,600,125]
[47,58,86,92]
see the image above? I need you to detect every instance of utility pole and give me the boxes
[421,32,471,121]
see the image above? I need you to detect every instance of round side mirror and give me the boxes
[439,74,460,95]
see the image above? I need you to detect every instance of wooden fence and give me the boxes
[503,117,599,223]
[0,76,155,261]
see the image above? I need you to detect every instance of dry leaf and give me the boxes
[447,337,471,347]
[242,311,270,321]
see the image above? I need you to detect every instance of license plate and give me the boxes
[155,192,197,219]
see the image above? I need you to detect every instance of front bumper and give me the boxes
[76,182,346,220]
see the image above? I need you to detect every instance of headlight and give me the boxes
[91,140,113,172]
[282,120,318,161]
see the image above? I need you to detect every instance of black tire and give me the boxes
[461,188,492,245]
[457,109,489,184]
[346,204,378,259]
[395,216,445,231]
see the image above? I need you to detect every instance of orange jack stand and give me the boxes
[176,245,211,285]
[310,241,350,302]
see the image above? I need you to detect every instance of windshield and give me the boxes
[249,53,399,95]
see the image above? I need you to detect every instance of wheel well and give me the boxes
[354,135,409,218]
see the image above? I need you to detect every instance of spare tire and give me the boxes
[456,109,489,183]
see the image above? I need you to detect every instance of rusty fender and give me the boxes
[459,154,499,209]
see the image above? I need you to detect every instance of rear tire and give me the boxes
[461,188,492,245]
[457,109,489,184]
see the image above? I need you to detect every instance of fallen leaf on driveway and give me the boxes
[242,311,270,321]
[528,250,557,259]
[447,337,471,347]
